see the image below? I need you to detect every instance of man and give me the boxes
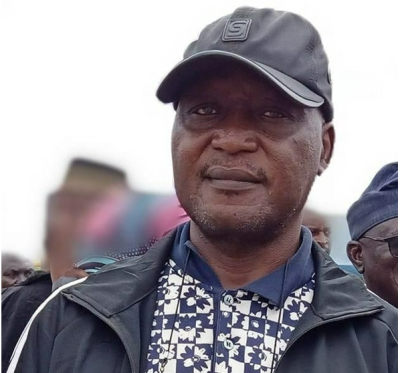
[347,162,398,307]
[302,208,330,253]
[8,7,397,373]
[1,254,33,289]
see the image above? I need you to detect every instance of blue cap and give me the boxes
[347,162,398,240]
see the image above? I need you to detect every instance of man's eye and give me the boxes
[263,110,286,119]
[194,107,217,115]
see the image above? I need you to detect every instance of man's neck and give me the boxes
[189,222,302,289]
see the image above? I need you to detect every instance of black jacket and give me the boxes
[9,231,398,373]
[2,272,52,373]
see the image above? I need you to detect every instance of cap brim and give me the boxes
[157,50,324,108]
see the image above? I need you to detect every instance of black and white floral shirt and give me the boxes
[145,223,315,373]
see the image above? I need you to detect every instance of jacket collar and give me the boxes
[311,243,383,319]
[65,231,175,317]
[65,228,383,318]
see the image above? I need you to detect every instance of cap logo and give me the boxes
[222,19,252,42]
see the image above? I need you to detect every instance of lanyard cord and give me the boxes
[270,262,289,373]
[160,248,191,373]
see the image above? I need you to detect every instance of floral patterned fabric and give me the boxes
[145,259,315,373]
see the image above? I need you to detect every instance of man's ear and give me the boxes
[347,240,364,274]
[318,123,335,176]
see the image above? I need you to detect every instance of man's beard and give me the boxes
[183,193,297,246]
[179,172,317,247]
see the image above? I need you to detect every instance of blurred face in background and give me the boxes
[45,191,99,282]
[2,254,34,288]
[302,209,330,253]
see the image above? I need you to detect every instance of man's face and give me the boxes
[302,209,330,253]
[2,255,34,288]
[172,64,333,242]
[359,217,398,307]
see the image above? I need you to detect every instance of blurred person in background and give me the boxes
[3,157,188,372]
[347,162,398,308]
[9,7,396,373]
[1,254,34,289]
[45,158,128,284]
[302,208,330,254]
[2,158,128,373]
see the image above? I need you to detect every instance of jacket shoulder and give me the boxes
[67,230,176,291]
[61,230,176,317]
[7,278,88,373]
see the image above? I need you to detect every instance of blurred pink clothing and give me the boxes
[77,190,189,263]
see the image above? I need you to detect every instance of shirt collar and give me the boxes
[171,222,314,307]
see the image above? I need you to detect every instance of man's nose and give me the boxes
[315,232,329,246]
[211,131,258,154]
[211,114,259,154]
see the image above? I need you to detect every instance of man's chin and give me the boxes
[190,206,276,240]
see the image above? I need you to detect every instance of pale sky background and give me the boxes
[0,0,399,260]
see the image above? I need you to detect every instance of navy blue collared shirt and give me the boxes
[171,221,314,307]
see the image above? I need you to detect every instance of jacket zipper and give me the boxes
[64,293,137,373]
[274,308,383,372]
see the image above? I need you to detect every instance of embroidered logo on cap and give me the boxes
[222,19,252,42]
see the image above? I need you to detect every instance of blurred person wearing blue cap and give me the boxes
[347,162,398,307]
[8,7,397,373]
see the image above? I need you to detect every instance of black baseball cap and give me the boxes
[157,6,333,122]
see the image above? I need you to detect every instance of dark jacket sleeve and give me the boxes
[9,279,86,373]
[10,295,61,373]
[2,278,52,373]
[2,287,23,373]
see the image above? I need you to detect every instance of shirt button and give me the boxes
[223,311,230,318]
[223,294,234,306]
[223,339,234,350]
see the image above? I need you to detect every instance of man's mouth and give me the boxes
[204,167,263,191]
